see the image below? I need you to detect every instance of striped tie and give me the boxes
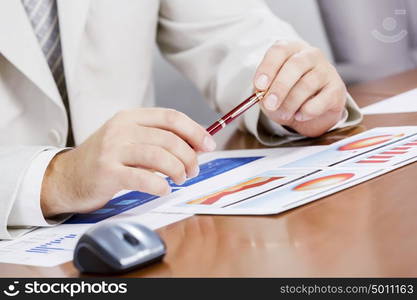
[21,0,74,146]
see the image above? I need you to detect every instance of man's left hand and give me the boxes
[254,40,347,137]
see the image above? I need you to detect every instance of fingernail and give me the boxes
[163,185,171,196]
[203,136,216,152]
[295,112,312,122]
[179,174,187,185]
[255,74,269,90]
[295,112,304,122]
[264,94,278,111]
[274,39,289,46]
[278,111,291,121]
[189,165,200,178]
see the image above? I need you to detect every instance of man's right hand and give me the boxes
[40,108,217,217]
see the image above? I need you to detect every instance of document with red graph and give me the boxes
[155,126,417,215]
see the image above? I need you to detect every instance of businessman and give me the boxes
[0,0,362,238]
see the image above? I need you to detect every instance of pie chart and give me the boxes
[338,134,404,151]
[187,176,283,205]
[293,173,354,192]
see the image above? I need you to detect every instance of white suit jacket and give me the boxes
[0,0,362,239]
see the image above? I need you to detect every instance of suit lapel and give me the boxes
[0,0,62,106]
[57,0,91,89]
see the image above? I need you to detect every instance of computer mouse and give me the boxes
[73,221,166,274]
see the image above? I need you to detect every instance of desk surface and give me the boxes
[2,70,417,278]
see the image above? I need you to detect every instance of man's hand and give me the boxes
[40,108,216,217]
[254,40,347,137]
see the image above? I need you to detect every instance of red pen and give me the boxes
[206,91,266,135]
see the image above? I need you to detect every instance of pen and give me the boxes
[206,91,266,135]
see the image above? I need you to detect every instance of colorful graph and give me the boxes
[166,157,263,187]
[338,134,404,151]
[25,234,77,254]
[293,173,354,191]
[65,156,263,223]
[65,191,161,224]
[354,138,417,165]
[231,168,371,210]
[187,176,283,205]
[283,129,413,168]
[157,128,417,214]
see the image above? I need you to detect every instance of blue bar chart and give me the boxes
[65,157,263,224]
[25,234,77,254]
[0,225,89,267]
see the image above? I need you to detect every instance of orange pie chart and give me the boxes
[293,173,354,192]
[338,134,404,151]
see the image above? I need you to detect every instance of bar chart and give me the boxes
[25,234,77,254]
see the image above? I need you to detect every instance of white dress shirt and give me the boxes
[8,148,68,227]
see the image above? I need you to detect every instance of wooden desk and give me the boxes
[2,70,417,278]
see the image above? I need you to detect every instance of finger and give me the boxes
[254,40,306,91]
[118,108,216,152]
[295,83,346,122]
[278,67,328,121]
[262,48,321,116]
[119,166,171,196]
[135,126,199,178]
[122,144,187,185]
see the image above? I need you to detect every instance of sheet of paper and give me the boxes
[283,126,417,168]
[361,88,417,115]
[0,212,190,267]
[227,167,386,214]
[63,146,325,224]
[0,146,323,267]
[155,126,417,215]
[0,224,90,267]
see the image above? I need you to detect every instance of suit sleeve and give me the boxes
[0,146,68,240]
[157,0,363,144]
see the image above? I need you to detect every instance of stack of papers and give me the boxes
[155,126,417,215]
[1,126,417,267]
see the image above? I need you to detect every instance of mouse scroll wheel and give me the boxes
[123,233,140,246]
